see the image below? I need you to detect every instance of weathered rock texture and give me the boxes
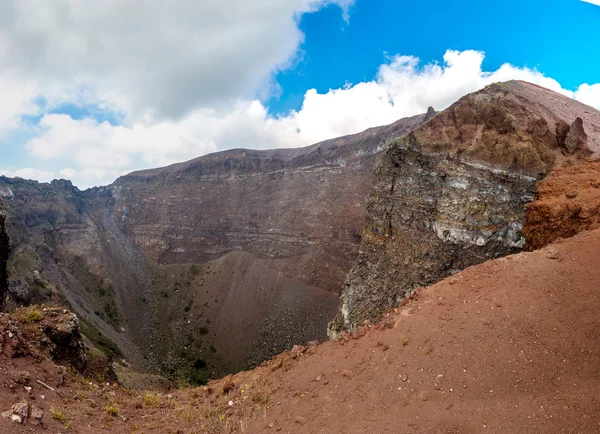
[523,159,600,250]
[0,113,427,379]
[329,80,600,336]
[1,305,86,371]
[0,200,9,312]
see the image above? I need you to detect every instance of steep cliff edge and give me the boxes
[329,80,600,336]
[0,200,9,312]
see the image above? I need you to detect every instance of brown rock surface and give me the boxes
[0,112,427,378]
[330,80,600,335]
[523,159,600,250]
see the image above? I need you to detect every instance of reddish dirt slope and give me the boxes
[242,229,600,433]
[3,229,600,433]
[524,159,600,250]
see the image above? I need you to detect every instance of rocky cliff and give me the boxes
[0,112,427,380]
[0,199,9,312]
[329,81,600,336]
[523,159,600,250]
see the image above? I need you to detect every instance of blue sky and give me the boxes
[271,0,600,114]
[0,0,599,188]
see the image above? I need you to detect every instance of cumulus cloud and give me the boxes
[16,49,600,188]
[1,1,599,189]
[574,83,600,108]
[0,0,353,121]
[0,168,55,183]
[0,73,40,138]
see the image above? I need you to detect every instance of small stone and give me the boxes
[228,400,234,407]
[342,369,354,378]
[295,416,307,425]
[222,381,235,394]
[31,406,44,426]
[419,391,429,401]
[24,386,32,393]
[565,190,578,199]
[268,422,275,428]
[9,402,29,424]
[545,248,560,260]
[315,375,322,382]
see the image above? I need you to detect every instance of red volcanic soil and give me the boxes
[524,159,600,250]
[242,229,600,433]
[3,228,600,433]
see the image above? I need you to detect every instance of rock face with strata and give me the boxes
[329,81,600,336]
[0,113,427,379]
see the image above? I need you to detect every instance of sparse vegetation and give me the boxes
[50,406,69,424]
[189,264,200,276]
[15,306,44,323]
[79,316,123,360]
[142,392,161,407]
[104,404,120,417]
[104,299,119,322]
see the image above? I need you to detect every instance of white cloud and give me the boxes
[0,168,55,183]
[0,2,597,189]
[574,83,600,109]
[0,0,353,121]
[0,73,40,138]
[11,49,600,189]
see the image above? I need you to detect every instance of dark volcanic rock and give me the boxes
[0,200,9,312]
[328,80,600,336]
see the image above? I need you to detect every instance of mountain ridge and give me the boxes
[0,109,430,382]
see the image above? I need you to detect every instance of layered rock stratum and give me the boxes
[0,112,427,380]
[329,80,600,336]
